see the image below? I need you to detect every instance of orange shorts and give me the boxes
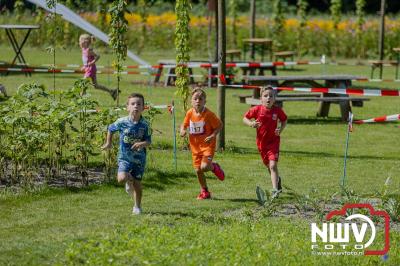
[192,150,214,169]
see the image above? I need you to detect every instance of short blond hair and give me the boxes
[79,34,94,44]
[260,85,276,98]
[191,87,207,99]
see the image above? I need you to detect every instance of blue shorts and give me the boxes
[118,159,145,181]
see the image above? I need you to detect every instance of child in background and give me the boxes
[180,88,225,200]
[243,86,287,198]
[79,34,118,100]
[102,93,151,214]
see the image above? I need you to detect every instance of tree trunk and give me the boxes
[379,0,386,78]
[214,0,219,62]
[217,0,226,150]
[250,0,256,60]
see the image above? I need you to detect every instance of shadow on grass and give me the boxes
[212,197,259,203]
[143,167,194,191]
[286,116,344,125]
[279,68,306,72]
[282,150,400,161]
[147,211,197,219]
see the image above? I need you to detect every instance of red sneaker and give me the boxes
[212,162,225,181]
[197,190,211,200]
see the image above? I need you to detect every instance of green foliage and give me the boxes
[175,0,191,112]
[356,0,366,60]
[296,0,308,58]
[377,177,400,222]
[13,0,25,20]
[330,0,342,60]
[45,0,57,9]
[0,81,122,187]
[137,0,149,54]
[109,0,129,104]
[229,0,238,47]
[272,0,285,49]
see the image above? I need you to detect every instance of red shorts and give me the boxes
[259,142,280,166]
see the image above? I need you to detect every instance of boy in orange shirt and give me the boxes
[180,88,225,199]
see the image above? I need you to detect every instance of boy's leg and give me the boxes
[131,179,142,208]
[200,153,225,181]
[269,160,279,190]
[196,168,208,190]
[117,172,131,183]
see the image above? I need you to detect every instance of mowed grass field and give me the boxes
[0,46,400,265]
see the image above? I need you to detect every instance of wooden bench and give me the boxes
[393,47,400,79]
[244,74,369,121]
[154,59,196,86]
[245,96,369,107]
[274,51,295,69]
[226,49,242,61]
[236,93,318,103]
[369,60,398,79]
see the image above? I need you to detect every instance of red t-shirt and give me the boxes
[244,105,287,150]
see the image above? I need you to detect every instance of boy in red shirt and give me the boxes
[243,86,287,198]
[180,88,225,200]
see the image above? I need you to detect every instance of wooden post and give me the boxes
[379,0,386,78]
[217,0,226,150]
[250,0,256,60]
[214,0,219,63]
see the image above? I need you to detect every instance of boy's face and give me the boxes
[126,97,144,116]
[191,92,206,111]
[261,89,275,108]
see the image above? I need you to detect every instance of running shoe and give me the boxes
[197,190,211,200]
[132,206,142,215]
[277,176,282,191]
[212,162,225,181]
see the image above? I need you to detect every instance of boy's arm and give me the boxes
[131,140,150,150]
[101,130,114,150]
[204,122,223,143]
[179,124,187,137]
[275,120,287,136]
[243,117,260,128]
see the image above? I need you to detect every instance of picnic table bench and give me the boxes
[154,59,277,87]
[0,24,40,77]
[244,75,369,121]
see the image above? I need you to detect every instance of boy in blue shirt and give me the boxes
[102,93,151,214]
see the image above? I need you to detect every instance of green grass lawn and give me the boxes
[1,46,400,265]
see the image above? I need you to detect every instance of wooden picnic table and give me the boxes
[244,75,369,121]
[0,25,40,76]
[242,38,273,61]
[155,59,277,87]
[393,47,400,79]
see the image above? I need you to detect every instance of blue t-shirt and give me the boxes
[108,116,151,163]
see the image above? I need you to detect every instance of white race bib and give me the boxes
[189,120,205,135]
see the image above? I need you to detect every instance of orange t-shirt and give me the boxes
[183,107,222,154]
